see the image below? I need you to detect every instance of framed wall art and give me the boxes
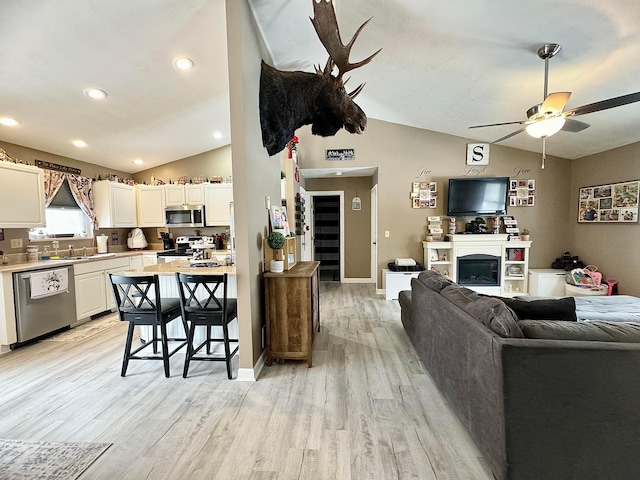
[578,180,639,223]
[508,179,536,207]
[410,182,437,209]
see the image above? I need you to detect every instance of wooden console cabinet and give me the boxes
[264,261,320,367]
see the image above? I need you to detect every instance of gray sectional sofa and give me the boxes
[399,270,640,480]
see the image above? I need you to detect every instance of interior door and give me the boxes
[371,184,378,283]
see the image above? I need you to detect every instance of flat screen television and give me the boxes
[446,176,509,216]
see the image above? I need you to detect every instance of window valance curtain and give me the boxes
[43,170,96,228]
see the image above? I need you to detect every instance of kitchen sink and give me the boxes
[49,253,116,260]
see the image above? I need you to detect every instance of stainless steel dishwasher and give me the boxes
[13,265,77,344]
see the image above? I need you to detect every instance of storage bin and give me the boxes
[565,283,607,296]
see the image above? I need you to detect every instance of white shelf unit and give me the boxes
[423,236,532,296]
[503,242,531,296]
[423,241,454,280]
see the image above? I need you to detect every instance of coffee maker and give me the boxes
[160,232,174,251]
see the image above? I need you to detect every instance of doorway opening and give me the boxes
[313,195,341,281]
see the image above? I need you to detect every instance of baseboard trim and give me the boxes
[236,350,266,382]
[376,288,385,296]
[342,278,376,284]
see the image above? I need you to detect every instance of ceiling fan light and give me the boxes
[525,117,566,138]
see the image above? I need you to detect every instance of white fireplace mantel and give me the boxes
[423,234,532,296]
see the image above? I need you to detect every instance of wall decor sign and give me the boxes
[35,160,81,175]
[411,182,437,209]
[508,179,536,207]
[466,143,490,165]
[326,149,355,161]
[578,180,639,223]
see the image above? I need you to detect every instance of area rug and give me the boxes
[42,313,120,343]
[0,439,111,480]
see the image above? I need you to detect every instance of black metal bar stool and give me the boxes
[175,273,239,379]
[109,274,188,377]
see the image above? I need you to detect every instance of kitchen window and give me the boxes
[29,180,92,240]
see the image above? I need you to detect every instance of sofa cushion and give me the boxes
[500,296,577,322]
[417,270,454,292]
[518,319,640,342]
[441,285,523,338]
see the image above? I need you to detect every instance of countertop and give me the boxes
[0,250,155,274]
[123,260,236,276]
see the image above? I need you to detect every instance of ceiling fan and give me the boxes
[469,43,640,168]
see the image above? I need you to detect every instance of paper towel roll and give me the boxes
[96,235,108,253]
[395,258,416,267]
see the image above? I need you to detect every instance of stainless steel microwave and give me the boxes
[165,205,205,227]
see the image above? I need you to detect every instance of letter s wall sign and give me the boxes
[466,143,490,166]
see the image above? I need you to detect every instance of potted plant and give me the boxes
[425,233,434,242]
[267,231,285,273]
[520,228,530,241]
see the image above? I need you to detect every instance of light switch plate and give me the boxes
[10,238,22,248]
[265,196,271,210]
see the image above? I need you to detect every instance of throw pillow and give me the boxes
[417,270,454,292]
[441,285,523,338]
[501,297,577,322]
[518,319,640,342]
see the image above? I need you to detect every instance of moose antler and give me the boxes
[310,0,381,80]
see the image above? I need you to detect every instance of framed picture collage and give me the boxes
[578,180,639,223]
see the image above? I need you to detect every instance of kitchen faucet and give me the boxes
[69,245,74,257]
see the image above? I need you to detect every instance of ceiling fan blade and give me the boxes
[565,91,640,117]
[561,118,590,133]
[493,127,526,144]
[469,120,526,129]
[541,92,571,115]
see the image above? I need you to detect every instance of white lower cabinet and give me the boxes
[75,272,107,320]
[383,269,420,300]
[74,256,131,320]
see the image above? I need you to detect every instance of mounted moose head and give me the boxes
[260,0,381,156]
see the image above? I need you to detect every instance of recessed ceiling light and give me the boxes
[0,117,21,126]
[72,139,88,148]
[173,57,194,70]
[83,88,108,100]
[213,131,223,139]
[133,158,144,165]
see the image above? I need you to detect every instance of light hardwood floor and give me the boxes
[0,283,493,480]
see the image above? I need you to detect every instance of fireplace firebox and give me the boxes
[457,254,500,287]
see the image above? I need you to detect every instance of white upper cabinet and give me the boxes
[165,184,185,206]
[205,183,233,226]
[185,184,205,205]
[135,185,166,227]
[93,180,136,228]
[0,162,46,228]
[164,184,205,206]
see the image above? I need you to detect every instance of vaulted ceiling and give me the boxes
[2,1,639,174]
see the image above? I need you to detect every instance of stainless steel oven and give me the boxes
[164,205,205,227]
